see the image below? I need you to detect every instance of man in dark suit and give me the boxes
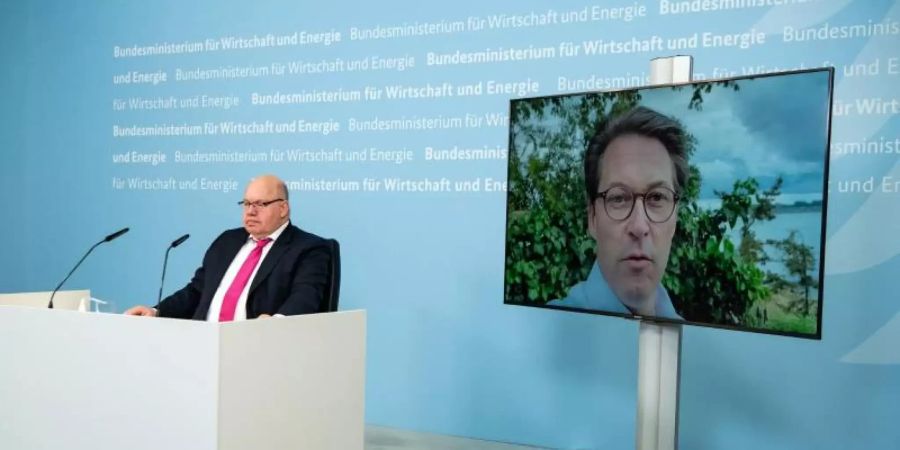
[125,174,330,321]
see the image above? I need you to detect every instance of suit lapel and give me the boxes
[195,230,248,320]
[249,225,296,294]
[211,231,249,288]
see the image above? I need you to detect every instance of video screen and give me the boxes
[504,68,833,339]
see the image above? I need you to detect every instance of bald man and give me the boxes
[125,175,332,320]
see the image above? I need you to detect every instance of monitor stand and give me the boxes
[635,55,693,450]
[637,320,683,450]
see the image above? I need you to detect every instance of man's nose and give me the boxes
[626,198,651,238]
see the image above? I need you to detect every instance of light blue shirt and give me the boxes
[548,262,683,320]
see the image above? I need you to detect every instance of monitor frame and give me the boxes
[502,67,834,340]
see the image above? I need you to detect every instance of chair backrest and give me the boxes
[322,239,341,312]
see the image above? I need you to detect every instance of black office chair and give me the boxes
[321,239,341,312]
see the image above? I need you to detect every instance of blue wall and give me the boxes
[1,1,898,448]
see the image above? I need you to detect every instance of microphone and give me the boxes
[104,228,130,242]
[48,227,130,309]
[157,234,190,306]
[170,234,190,248]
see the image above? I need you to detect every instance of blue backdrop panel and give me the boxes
[1,1,898,449]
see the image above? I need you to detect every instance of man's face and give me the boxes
[588,134,678,315]
[242,178,289,239]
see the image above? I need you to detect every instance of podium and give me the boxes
[0,306,366,450]
[0,289,90,310]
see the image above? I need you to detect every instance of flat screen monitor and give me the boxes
[504,68,833,339]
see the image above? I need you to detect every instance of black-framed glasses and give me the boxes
[595,186,679,223]
[238,199,285,210]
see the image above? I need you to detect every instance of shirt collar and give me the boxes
[587,261,681,319]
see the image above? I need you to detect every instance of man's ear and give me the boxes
[587,204,599,240]
[670,205,679,235]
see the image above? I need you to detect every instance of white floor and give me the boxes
[365,425,549,450]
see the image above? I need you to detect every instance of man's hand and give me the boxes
[256,313,272,319]
[124,305,158,317]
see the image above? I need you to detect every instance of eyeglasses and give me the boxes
[238,199,285,210]
[595,186,679,223]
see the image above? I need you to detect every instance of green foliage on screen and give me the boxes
[505,84,817,334]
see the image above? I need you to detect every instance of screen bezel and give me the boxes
[502,67,834,340]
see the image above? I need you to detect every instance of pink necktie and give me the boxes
[219,238,272,322]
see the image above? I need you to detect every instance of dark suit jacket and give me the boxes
[156,223,330,320]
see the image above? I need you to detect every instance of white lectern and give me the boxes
[0,306,366,450]
[0,289,89,310]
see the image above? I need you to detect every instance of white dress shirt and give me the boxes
[205,220,290,321]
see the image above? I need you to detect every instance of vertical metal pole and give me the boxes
[636,55,692,450]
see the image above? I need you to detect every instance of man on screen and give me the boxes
[125,174,331,320]
[550,106,687,320]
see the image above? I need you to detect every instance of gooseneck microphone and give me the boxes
[157,234,190,306]
[104,228,130,242]
[48,227,130,309]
